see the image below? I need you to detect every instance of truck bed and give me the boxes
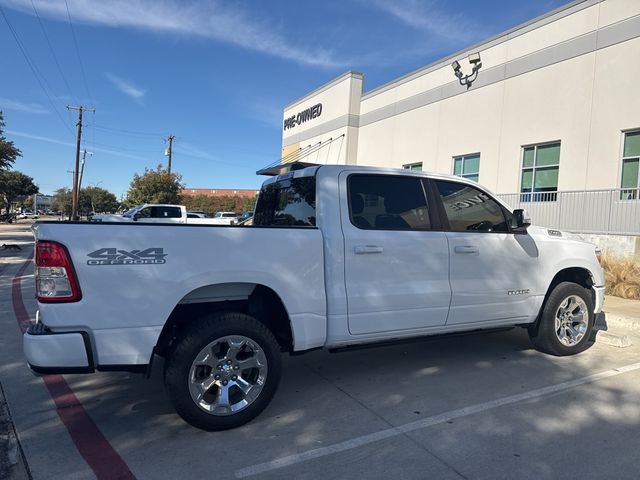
[32,221,327,365]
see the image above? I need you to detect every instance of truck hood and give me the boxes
[526,225,597,247]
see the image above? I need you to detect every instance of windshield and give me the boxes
[122,207,139,218]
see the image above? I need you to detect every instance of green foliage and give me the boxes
[0,170,38,212]
[0,112,22,170]
[52,188,73,215]
[53,186,119,216]
[84,186,119,213]
[243,195,257,212]
[181,194,256,215]
[126,165,184,206]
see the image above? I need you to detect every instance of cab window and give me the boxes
[156,206,181,218]
[254,176,316,226]
[348,174,431,230]
[434,180,509,232]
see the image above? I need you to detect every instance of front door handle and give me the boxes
[454,245,479,255]
[355,245,384,254]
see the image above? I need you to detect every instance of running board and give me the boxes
[328,327,515,354]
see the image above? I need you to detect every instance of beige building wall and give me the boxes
[282,72,362,165]
[281,0,640,194]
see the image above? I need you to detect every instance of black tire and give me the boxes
[164,311,282,431]
[529,281,594,356]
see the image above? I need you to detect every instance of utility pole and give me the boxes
[67,105,95,220]
[78,149,93,194]
[166,134,175,173]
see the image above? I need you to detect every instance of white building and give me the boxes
[280,0,640,211]
[33,194,53,212]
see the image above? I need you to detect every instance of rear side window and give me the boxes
[253,176,316,226]
[434,180,509,232]
[348,174,431,230]
[156,206,182,218]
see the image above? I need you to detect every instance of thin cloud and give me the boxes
[105,73,145,101]
[0,98,49,114]
[364,0,484,44]
[6,130,73,147]
[1,0,343,68]
[174,142,218,162]
[7,129,148,161]
[239,96,285,130]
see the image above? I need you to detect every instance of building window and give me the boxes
[403,163,422,171]
[621,130,640,200]
[520,142,560,202]
[453,153,480,182]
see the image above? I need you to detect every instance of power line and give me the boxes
[0,6,74,137]
[64,0,91,100]
[88,141,161,153]
[89,124,165,138]
[29,0,79,105]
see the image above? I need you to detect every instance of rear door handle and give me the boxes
[355,245,384,254]
[454,245,479,254]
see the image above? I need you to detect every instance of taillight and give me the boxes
[35,241,82,303]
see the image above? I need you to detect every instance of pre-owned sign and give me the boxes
[284,103,322,131]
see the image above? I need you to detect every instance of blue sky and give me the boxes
[0,0,566,198]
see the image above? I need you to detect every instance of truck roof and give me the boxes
[260,163,510,210]
[268,163,487,189]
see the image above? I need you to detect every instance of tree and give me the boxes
[83,186,118,213]
[243,195,257,212]
[181,194,256,215]
[0,170,38,213]
[52,188,73,215]
[0,112,22,170]
[126,165,184,206]
[53,186,119,216]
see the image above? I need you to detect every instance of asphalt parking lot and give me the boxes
[1,222,640,480]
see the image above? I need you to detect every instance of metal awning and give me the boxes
[256,161,319,176]
[256,134,345,176]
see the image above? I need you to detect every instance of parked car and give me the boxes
[90,205,219,224]
[237,211,254,223]
[24,164,604,431]
[210,211,240,225]
[17,212,39,220]
[187,211,211,218]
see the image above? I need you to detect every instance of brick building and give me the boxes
[181,188,258,198]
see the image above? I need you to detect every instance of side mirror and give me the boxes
[133,213,140,221]
[512,208,531,231]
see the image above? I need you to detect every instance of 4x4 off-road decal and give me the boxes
[87,247,167,265]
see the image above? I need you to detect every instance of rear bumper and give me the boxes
[593,285,605,314]
[23,323,94,374]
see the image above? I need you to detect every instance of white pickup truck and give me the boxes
[90,204,224,224]
[25,164,604,430]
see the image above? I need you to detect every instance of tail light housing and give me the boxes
[35,241,82,303]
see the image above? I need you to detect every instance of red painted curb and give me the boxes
[13,256,137,480]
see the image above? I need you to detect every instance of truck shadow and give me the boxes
[53,326,640,479]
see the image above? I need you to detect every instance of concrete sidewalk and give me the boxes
[603,295,640,331]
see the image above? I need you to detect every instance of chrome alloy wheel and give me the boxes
[188,335,268,416]
[554,295,589,347]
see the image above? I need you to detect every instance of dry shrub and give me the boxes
[601,256,640,300]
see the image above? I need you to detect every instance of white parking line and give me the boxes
[236,362,640,478]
